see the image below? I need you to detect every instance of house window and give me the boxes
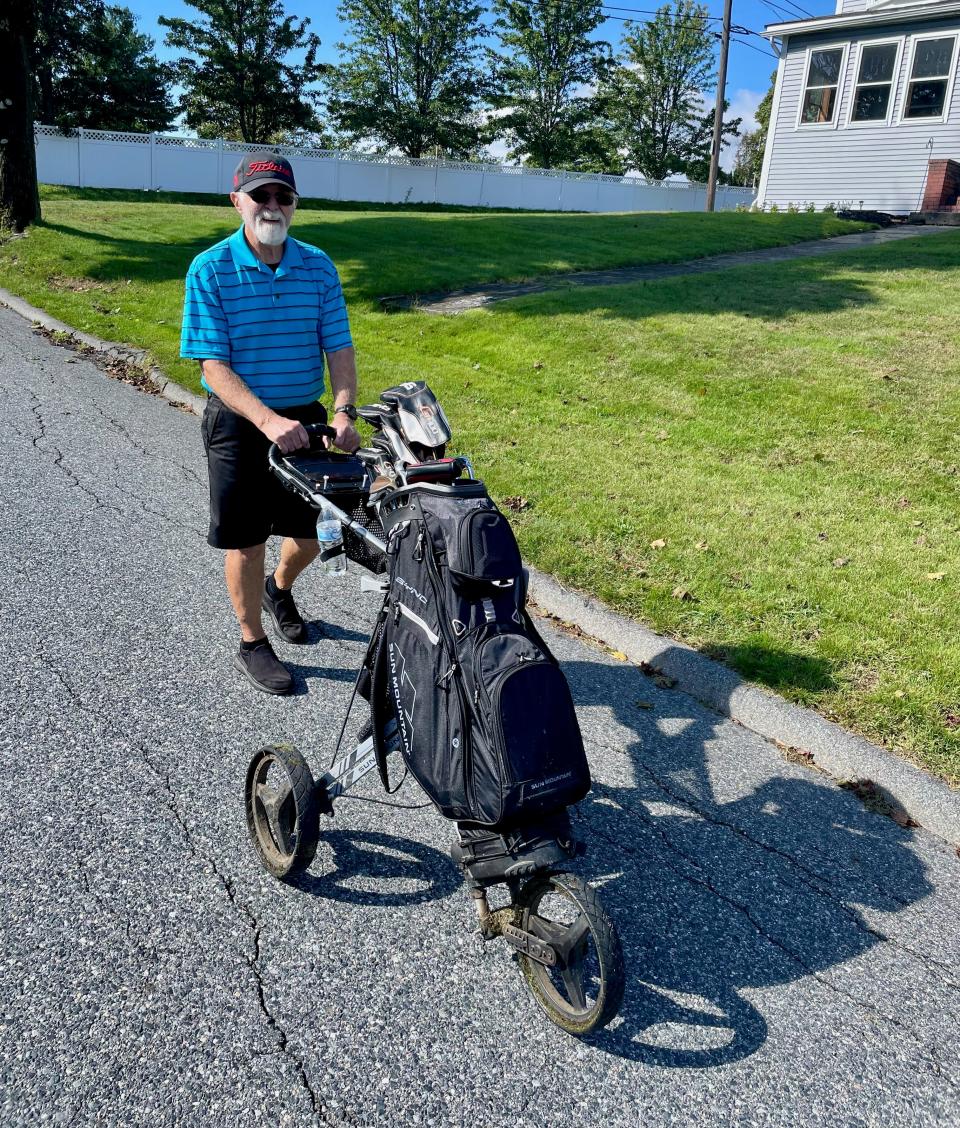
[904,36,957,119]
[851,42,900,122]
[800,48,845,124]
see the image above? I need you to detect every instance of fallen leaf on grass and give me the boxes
[502,496,529,512]
[893,690,906,699]
[650,538,667,550]
[655,430,669,441]
[695,541,709,551]
[817,531,829,542]
[671,586,695,602]
[832,558,850,568]
[943,711,960,729]
[532,360,544,370]
[896,496,912,509]
[927,572,945,581]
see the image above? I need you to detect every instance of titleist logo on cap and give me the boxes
[232,151,297,194]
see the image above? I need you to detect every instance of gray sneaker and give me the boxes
[232,638,294,695]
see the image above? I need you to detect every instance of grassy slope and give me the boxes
[4,190,868,396]
[9,192,960,782]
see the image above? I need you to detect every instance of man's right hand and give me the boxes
[261,413,310,454]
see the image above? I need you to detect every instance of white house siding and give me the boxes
[759,15,960,211]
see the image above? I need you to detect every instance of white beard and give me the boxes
[254,212,289,246]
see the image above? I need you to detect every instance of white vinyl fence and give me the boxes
[35,124,753,213]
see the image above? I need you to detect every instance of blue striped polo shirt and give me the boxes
[180,225,353,409]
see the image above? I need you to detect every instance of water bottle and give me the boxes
[316,502,347,578]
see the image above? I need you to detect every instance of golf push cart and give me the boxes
[244,382,625,1036]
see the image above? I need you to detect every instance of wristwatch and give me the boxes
[334,403,358,422]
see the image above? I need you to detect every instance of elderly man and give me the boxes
[180,151,360,695]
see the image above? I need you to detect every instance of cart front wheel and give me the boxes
[515,871,624,1036]
[245,744,319,879]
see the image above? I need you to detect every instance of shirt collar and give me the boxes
[228,225,304,277]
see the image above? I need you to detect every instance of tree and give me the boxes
[32,2,174,133]
[0,5,41,231]
[678,100,741,184]
[731,70,775,187]
[32,0,105,128]
[602,1,737,182]
[326,0,486,159]
[487,0,610,169]
[160,0,325,144]
[52,8,175,132]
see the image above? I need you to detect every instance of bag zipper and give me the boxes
[420,519,475,813]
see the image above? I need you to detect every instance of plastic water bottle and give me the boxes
[316,502,347,578]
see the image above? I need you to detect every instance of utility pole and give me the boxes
[706,0,732,213]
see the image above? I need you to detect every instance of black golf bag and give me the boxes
[364,480,591,831]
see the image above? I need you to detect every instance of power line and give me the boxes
[757,0,815,22]
[601,6,766,36]
[731,35,780,59]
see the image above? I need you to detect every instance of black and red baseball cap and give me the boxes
[232,151,298,194]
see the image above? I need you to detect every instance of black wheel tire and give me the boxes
[245,744,320,880]
[515,871,625,1036]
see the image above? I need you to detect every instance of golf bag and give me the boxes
[365,481,591,830]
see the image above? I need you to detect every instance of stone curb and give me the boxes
[4,287,958,846]
[0,287,207,417]
[528,568,960,847]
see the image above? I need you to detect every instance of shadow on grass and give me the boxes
[702,642,837,696]
[31,207,918,321]
[553,651,932,1064]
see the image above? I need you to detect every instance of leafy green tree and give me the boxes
[678,100,741,184]
[326,0,486,159]
[160,0,325,144]
[602,0,737,182]
[52,7,175,132]
[32,0,104,127]
[487,0,610,169]
[731,71,775,187]
[0,4,41,231]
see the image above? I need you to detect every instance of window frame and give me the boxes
[795,42,851,130]
[845,36,905,127]
[897,31,959,125]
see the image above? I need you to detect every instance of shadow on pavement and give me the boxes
[556,653,932,1064]
[291,829,460,907]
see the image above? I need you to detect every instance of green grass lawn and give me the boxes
[7,189,960,784]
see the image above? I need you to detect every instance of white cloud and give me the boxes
[720,87,765,171]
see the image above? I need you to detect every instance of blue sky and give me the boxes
[127,0,837,137]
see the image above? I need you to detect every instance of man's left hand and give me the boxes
[328,414,361,453]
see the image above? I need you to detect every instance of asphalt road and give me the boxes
[1,305,959,1128]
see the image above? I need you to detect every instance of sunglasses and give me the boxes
[247,187,296,207]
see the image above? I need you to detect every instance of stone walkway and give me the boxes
[382,223,957,315]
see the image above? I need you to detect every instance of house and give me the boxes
[758,0,960,214]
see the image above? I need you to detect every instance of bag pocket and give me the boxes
[471,633,590,825]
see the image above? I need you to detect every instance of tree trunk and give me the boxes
[0,8,41,232]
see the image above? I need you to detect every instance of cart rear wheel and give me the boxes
[515,871,624,1036]
[245,744,319,879]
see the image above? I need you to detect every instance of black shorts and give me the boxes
[201,395,328,550]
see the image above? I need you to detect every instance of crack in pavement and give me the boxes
[28,392,125,517]
[109,467,207,539]
[32,648,330,1125]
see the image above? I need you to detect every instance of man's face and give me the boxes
[231,184,297,246]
